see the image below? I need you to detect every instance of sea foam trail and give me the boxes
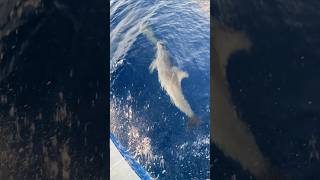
[212,21,274,179]
[141,25,199,128]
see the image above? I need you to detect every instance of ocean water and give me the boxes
[110,0,210,179]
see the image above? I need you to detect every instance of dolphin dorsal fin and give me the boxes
[173,67,189,81]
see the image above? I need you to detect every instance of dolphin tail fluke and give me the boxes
[187,115,200,129]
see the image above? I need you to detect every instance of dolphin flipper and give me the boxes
[173,67,189,81]
[149,60,157,73]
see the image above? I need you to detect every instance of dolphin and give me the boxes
[211,21,284,180]
[212,21,290,180]
[149,41,199,128]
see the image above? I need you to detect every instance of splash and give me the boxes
[110,98,157,170]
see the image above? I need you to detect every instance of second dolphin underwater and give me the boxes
[141,25,200,128]
[212,21,286,180]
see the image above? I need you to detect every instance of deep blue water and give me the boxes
[0,1,107,179]
[110,0,210,179]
